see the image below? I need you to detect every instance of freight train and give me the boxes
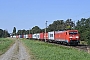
[11,30,80,45]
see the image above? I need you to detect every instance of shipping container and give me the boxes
[19,35,23,38]
[32,34,37,39]
[24,35,26,38]
[44,33,48,40]
[26,34,28,38]
[36,33,40,39]
[40,33,44,40]
[10,36,13,38]
[22,35,24,38]
[48,31,55,40]
[13,35,16,38]
[19,35,20,38]
[28,34,32,39]
[16,35,19,38]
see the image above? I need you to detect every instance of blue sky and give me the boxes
[0,0,90,33]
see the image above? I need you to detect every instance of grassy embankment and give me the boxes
[22,39,90,60]
[0,38,14,55]
[80,41,88,45]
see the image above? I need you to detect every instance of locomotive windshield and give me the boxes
[69,32,78,35]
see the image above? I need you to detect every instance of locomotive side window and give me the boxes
[66,32,67,35]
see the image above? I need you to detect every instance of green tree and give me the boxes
[65,19,74,30]
[31,26,41,34]
[46,19,75,32]
[17,30,22,35]
[75,18,90,45]
[47,20,65,31]
[13,27,16,35]
[0,29,9,38]
[0,29,3,37]
[22,29,26,35]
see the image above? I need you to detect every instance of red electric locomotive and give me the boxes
[54,30,80,45]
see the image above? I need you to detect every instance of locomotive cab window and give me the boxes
[69,32,78,35]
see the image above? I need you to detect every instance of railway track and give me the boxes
[62,44,90,53]
[71,44,90,53]
[44,41,90,53]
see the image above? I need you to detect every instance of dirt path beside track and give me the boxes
[0,39,31,60]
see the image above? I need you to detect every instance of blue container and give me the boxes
[20,35,23,38]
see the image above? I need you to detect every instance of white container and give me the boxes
[19,35,20,38]
[32,34,37,39]
[26,34,28,38]
[24,35,26,38]
[13,35,16,38]
[36,33,40,39]
[48,31,55,40]
[10,36,13,38]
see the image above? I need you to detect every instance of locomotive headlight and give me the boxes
[76,36,79,38]
[69,36,72,38]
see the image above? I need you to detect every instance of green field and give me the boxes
[22,39,90,60]
[0,38,14,55]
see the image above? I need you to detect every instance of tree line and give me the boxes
[15,19,74,35]
[0,29,10,38]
